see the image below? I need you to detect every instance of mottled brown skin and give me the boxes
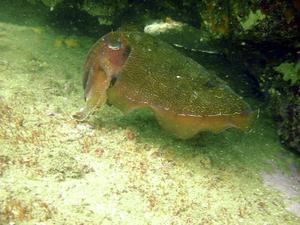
[82,31,254,139]
[81,32,130,117]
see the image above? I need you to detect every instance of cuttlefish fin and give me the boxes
[153,107,254,139]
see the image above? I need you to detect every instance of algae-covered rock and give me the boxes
[28,0,299,44]
[278,96,300,153]
[241,55,300,153]
[81,0,128,25]
[28,0,62,9]
[227,45,300,153]
[28,0,128,25]
[271,59,300,153]
[198,0,299,43]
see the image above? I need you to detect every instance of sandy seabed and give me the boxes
[0,1,299,224]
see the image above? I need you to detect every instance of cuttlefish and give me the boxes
[80,31,253,139]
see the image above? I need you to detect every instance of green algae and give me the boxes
[0,1,299,225]
[239,10,266,31]
[274,60,300,85]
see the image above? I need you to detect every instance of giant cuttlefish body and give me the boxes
[82,31,253,139]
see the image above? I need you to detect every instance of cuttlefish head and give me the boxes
[76,32,131,120]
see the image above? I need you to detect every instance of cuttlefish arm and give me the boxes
[79,68,111,120]
[74,32,130,120]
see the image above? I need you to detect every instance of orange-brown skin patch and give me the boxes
[154,109,253,139]
[107,82,253,139]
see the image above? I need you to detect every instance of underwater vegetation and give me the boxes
[28,0,300,42]
[81,31,253,139]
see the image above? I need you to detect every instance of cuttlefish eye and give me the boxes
[107,38,123,50]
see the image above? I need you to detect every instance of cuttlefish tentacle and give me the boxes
[75,32,130,120]
[80,67,111,119]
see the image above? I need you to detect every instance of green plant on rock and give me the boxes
[274,60,300,85]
